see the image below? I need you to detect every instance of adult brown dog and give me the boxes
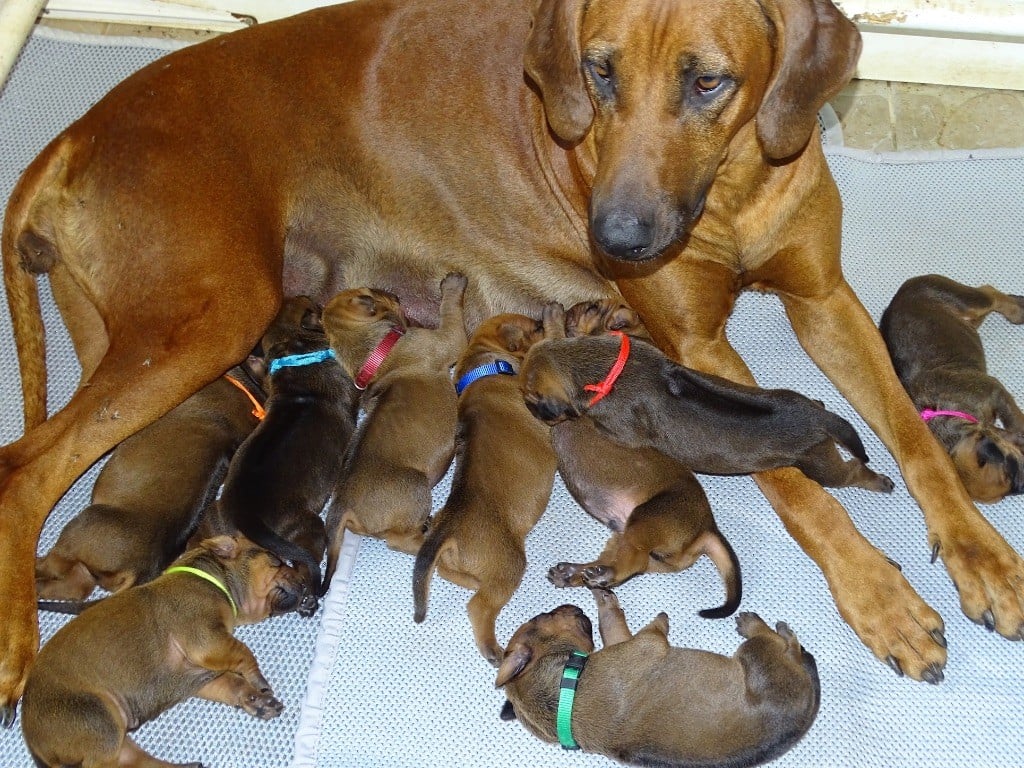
[881,275,1024,505]
[5,0,1018,711]
[496,588,819,767]
[412,312,555,665]
[543,300,741,616]
[22,534,304,768]
[320,274,467,591]
[34,369,262,600]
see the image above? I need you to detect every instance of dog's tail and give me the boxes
[236,515,324,597]
[1,136,76,429]
[411,511,453,624]
[697,527,743,619]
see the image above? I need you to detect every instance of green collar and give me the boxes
[557,650,589,750]
[164,565,238,618]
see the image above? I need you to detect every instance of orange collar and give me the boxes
[583,331,630,407]
[223,374,266,420]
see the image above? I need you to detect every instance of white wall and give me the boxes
[33,0,1024,89]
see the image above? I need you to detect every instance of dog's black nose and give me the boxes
[592,210,654,260]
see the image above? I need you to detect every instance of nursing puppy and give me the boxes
[22,534,304,768]
[321,273,468,592]
[881,274,1024,503]
[214,296,360,606]
[34,368,263,600]
[544,301,740,616]
[496,588,819,767]
[413,312,556,664]
[521,331,894,492]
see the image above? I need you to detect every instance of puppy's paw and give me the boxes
[245,691,285,720]
[735,611,770,639]
[441,272,468,293]
[580,564,615,588]
[548,562,585,588]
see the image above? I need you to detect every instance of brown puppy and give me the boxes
[13,0,1015,703]
[881,274,1024,504]
[34,368,263,600]
[22,534,304,768]
[412,312,556,664]
[321,273,468,592]
[521,330,895,493]
[210,296,359,608]
[544,300,740,616]
[496,588,819,767]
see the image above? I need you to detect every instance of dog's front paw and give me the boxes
[580,564,616,588]
[548,562,585,588]
[440,272,468,294]
[244,690,285,720]
[933,519,1024,641]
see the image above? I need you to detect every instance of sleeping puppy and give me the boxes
[212,296,360,607]
[880,274,1024,502]
[496,588,819,767]
[520,329,894,493]
[321,273,468,592]
[544,300,740,616]
[412,312,556,665]
[34,367,263,600]
[23,534,304,768]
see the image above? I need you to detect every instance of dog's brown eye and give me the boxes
[695,75,722,93]
[592,61,611,81]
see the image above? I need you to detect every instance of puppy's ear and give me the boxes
[499,323,528,353]
[757,0,861,159]
[524,0,593,143]
[495,644,533,688]
[202,535,240,560]
[301,306,324,332]
[542,303,567,340]
[976,436,1006,468]
[244,351,269,383]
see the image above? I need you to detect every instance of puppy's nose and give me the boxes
[592,209,654,260]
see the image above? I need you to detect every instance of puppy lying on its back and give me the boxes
[23,534,306,768]
[520,329,893,492]
[497,588,819,768]
[321,273,468,592]
[881,274,1024,502]
[543,300,740,615]
[413,312,556,665]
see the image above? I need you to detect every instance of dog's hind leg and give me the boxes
[795,440,895,493]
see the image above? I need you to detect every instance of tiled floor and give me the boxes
[37,19,1024,152]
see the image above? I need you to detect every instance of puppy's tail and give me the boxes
[1,136,75,428]
[37,598,101,615]
[697,527,743,619]
[820,409,870,463]
[412,512,452,624]
[237,515,323,596]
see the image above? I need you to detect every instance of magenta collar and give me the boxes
[920,408,978,424]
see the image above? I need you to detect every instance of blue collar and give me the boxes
[268,348,336,375]
[454,359,516,395]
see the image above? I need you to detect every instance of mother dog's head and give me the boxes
[524,0,861,262]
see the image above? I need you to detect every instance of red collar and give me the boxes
[583,331,630,407]
[354,326,405,390]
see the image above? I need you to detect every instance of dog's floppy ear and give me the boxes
[495,643,533,688]
[757,0,861,159]
[524,0,593,143]
[523,392,579,424]
[606,305,644,334]
[201,535,240,560]
[499,322,529,353]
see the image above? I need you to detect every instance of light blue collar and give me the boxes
[454,359,516,395]
[268,348,336,375]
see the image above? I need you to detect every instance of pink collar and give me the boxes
[920,408,979,424]
[354,326,404,390]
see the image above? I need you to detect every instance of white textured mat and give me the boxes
[2,26,1024,768]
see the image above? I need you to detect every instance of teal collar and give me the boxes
[268,348,336,375]
[557,650,589,749]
